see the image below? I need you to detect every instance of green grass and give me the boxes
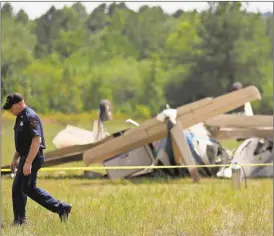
[1,177,272,236]
[1,115,273,235]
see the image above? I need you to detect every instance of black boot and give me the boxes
[58,204,72,222]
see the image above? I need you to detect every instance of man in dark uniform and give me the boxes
[3,92,72,225]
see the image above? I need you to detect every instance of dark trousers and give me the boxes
[12,154,67,223]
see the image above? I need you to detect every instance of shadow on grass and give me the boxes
[33,172,231,187]
[34,175,272,189]
[3,171,270,188]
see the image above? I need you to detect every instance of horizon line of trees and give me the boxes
[1,2,273,118]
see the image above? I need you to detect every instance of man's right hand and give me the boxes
[10,159,19,172]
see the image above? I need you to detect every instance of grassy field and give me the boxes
[1,114,273,235]
[2,177,272,236]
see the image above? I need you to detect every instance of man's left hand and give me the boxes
[23,162,32,176]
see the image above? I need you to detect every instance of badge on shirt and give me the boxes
[30,117,38,129]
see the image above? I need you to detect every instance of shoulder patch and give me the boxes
[29,117,38,129]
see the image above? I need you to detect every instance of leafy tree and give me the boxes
[85,3,110,33]
[53,28,87,58]
[1,15,36,97]
[166,2,271,108]
[1,2,272,115]
[15,9,29,24]
[1,2,13,18]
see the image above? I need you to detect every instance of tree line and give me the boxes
[1,2,273,118]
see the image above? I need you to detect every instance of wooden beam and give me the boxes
[212,127,273,141]
[83,86,261,165]
[124,97,213,135]
[171,121,200,182]
[205,115,273,128]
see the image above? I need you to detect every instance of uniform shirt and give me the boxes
[14,106,46,157]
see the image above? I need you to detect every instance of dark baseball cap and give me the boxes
[2,92,24,110]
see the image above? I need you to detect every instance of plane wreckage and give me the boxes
[1,86,273,181]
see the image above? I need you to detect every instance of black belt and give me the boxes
[19,148,44,158]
